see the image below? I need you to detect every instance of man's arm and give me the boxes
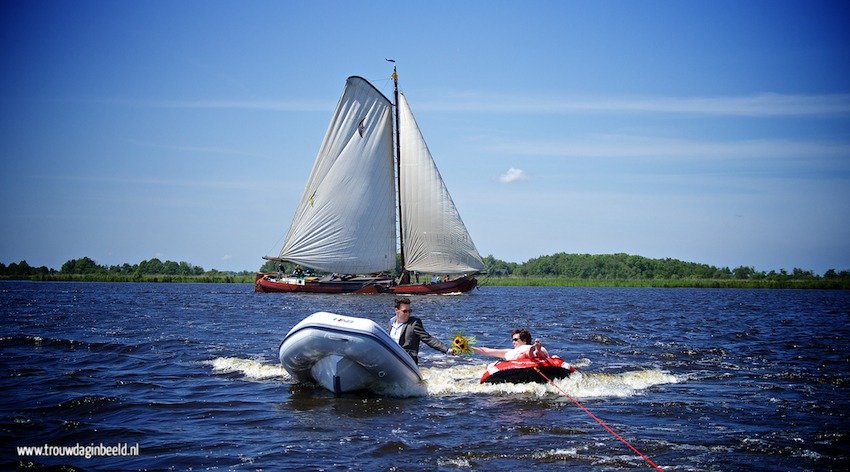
[411,318,451,353]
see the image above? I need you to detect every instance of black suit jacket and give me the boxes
[392,316,450,364]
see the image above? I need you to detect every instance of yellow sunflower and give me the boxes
[451,331,476,355]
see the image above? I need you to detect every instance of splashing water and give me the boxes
[208,357,290,381]
[421,363,677,399]
[209,356,676,400]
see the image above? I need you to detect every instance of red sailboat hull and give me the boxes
[388,275,478,294]
[254,273,478,295]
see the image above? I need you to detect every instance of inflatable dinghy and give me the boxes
[479,356,575,384]
[279,312,422,395]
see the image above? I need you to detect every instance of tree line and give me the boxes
[481,252,849,284]
[0,257,253,282]
[2,253,848,288]
[59,256,209,276]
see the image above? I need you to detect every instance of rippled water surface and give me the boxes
[1,282,848,471]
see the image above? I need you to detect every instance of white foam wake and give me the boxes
[421,363,677,399]
[206,357,677,398]
[208,357,290,381]
[567,369,679,399]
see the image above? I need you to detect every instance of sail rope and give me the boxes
[533,368,665,472]
[476,273,491,287]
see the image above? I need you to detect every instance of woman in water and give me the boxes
[472,328,548,360]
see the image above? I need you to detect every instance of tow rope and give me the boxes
[534,367,665,472]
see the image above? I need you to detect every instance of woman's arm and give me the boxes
[472,346,511,358]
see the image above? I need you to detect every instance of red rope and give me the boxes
[534,368,665,472]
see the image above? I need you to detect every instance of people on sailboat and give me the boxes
[430,275,440,284]
[472,328,549,360]
[389,297,456,364]
[292,265,304,277]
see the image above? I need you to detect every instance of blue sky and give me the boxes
[2,0,849,274]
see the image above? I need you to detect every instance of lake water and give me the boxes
[1,281,848,471]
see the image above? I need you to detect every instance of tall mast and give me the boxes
[391,64,410,284]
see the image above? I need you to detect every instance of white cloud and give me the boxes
[419,92,850,117]
[97,98,332,112]
[221,254,233,260]
[93,92,850,117]
[127,140,264,158]
[33,174,272,191]
[499,167,528,183]
[485,136,850,161]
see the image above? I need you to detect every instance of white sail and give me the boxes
[278,77,396,274]
[398,92,485,274]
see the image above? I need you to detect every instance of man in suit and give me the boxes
[389,297,455,364]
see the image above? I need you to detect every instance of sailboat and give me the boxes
[255,67,484,294]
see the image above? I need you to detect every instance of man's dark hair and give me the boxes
[394,297,411,308]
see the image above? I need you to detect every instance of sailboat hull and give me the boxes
[389,275,478,294]
[254,273,394,294]
[255,273,477,294]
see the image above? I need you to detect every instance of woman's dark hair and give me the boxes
[511,328,532,344]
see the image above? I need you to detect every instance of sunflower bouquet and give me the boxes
[450,331,476,355]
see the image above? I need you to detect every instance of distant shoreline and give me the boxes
[480,276,850,290]
[4,274,847,289]
[5,254,848,289]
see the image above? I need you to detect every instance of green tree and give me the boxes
[61,257,105,274]
[482,254,515,277]
[162,260,180,275]
[10,261,31,276]
[259,260,280,273]
[732,266,755,279]
[138,258,163,274]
